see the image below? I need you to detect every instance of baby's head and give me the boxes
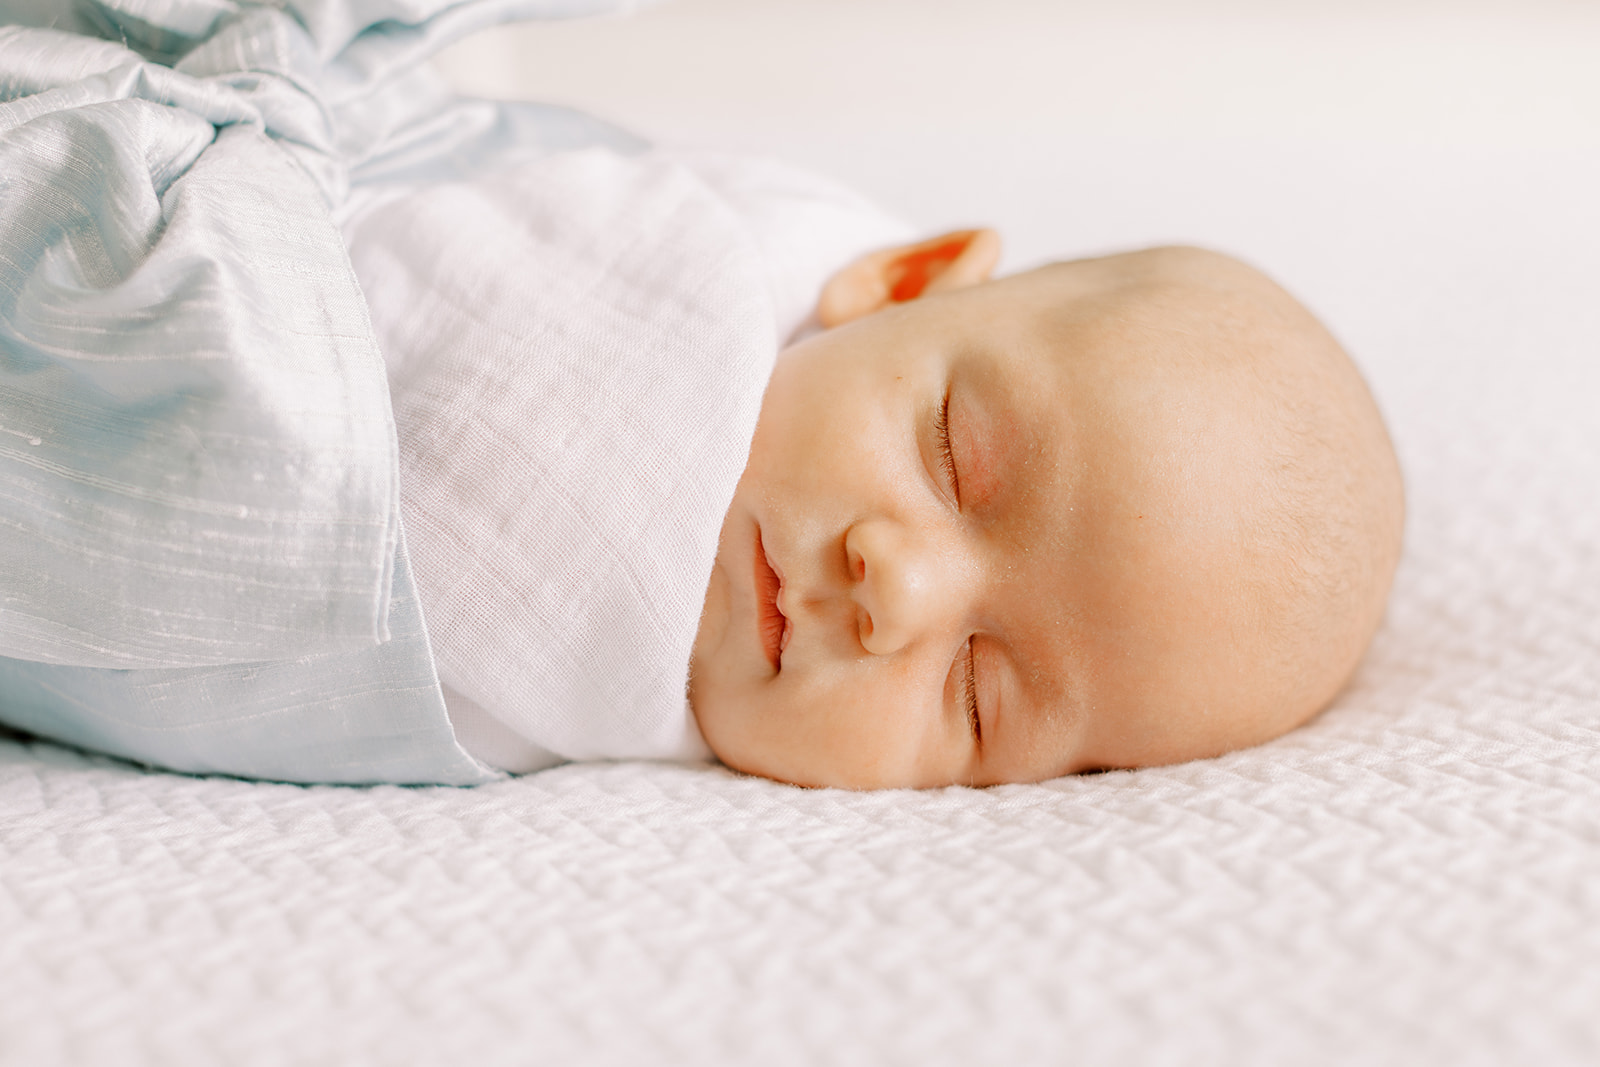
[690,232,1403,788]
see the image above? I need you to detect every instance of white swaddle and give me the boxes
[344,147,912,771]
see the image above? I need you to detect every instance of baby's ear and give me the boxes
[817,228,1000,328]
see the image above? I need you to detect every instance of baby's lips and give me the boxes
[754,524,788,670]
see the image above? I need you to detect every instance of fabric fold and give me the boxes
[0,96,401,668]
[0,522,498,784]
[0,0,650,673]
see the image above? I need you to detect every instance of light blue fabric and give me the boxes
[0,0,647,783]
[0,527,498,784]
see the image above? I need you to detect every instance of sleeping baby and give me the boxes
[336,144,1401,791]
[0,0,1402,789]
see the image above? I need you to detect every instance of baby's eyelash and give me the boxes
[963,637,981,745]
[935,390,961,503]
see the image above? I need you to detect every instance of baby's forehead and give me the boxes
[1009,248,1291,340]
[970,256,1315,442]
[956,273,1209,407]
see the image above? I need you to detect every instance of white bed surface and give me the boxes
[4,3,1600,1064]
[4,670,1598,1066]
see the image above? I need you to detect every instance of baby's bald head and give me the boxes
[691,237,1403,788]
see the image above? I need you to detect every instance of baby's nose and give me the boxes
[844,518,957,656]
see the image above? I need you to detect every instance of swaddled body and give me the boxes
[0,0,906,781]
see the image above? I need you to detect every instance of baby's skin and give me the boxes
[689,232,1404,789]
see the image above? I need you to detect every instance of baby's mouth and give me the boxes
[754,525,789,671]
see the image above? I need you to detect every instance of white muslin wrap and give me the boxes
[344,149,911,771]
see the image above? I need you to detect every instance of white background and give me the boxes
[435,0,1600,270]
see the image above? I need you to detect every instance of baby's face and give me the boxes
[690,251,1352,789]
